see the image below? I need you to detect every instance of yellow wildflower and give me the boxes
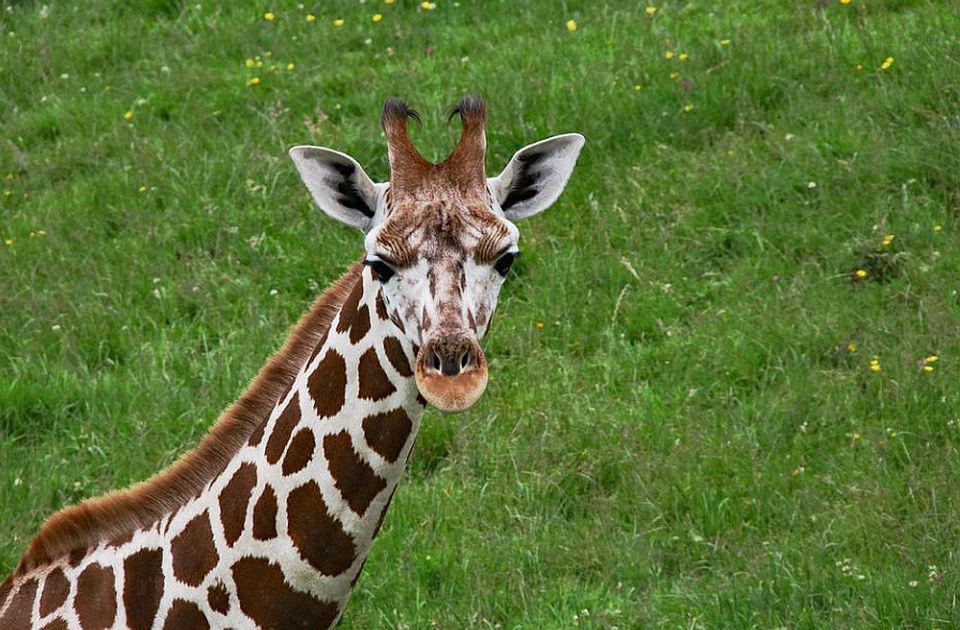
[678,52,688,61]
[306,14,315,22]
[566,19,577,31]
[287,63,295,71]
[245,58,255,68]
[851,432,861,441]
[37,230,46,236]
[264,51,272,57]
[535,322,545,329]
[683,103,694,112]
[847,342,857,353]
[880,56,894,70]
[138,185,148,193]
[4,238,13,246]
[840,0,851,4]
[2,190,11,197]
[645,6,657,15]
[386,0,396,3]
[245,77,261,87]
[882,234,894,246]
[854,63,863,71]
[124,111,134,120]
[373,13,382,22]
[720,39,730,47]
[925,355,939,363]
[633,84,642,91]
[933,224,942,232]
[334,18,345,26]
[664,50,674,59]
[870,357,881,373]
[263,12,275,21]
[669,71,679,80]
[421,2,436,9]
[855,269,867,279]
[923,365,934,373]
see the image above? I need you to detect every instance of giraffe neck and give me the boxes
[0,268,426,630]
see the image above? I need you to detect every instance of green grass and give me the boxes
[2,0,960,627]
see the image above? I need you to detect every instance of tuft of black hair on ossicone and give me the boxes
[447,95,486,124]
[381,98,422,129]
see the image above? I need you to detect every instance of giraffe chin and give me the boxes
[415,368,489,412]
[414,350,489,412]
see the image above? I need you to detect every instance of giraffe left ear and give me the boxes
[488,133,585,222]
[289,146,382,232]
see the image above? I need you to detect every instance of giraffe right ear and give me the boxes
[289,146,382,232]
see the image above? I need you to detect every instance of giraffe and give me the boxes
[0,96,584,629]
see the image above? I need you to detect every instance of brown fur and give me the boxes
[381,99,431,193]
[440,95,487,191]
[14,262,364,576]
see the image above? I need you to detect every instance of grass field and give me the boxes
[3,0,960,627]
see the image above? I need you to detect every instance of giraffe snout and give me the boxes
[424,335,477,377]
[415,332,488,412]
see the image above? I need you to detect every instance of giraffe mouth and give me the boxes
[414,333,488,412]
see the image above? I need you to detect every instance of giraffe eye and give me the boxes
[365,259,395,283]
[494,252,520,277]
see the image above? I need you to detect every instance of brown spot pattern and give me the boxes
[358,347,396,401]
[232,557,339,629]
[68,548,86,567]
[109,530,134,548]
[287,481,356,576]
[0,577,37,629]
[252,486,279,541]
[375,291,388,320]
[335,281,363,335]
[219,463,258,547]
[324,431,387,515]
[247,419,266,447]
[171,511,218,587]
[40,619,67,630]
[283,429,316,476]
[383,337,413,378]
[38,567,69,616]
[362,408,413,463]
[0,576,13,611]
[163,599,209,630]
[265,394,302,465]
[123,548,164,630]
[307,329,330,367]
[75,564,116,630]
[349,305,372,345]
[207,582,230,615]
[307,349,347,418]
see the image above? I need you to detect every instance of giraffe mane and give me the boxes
[14,262,364,576]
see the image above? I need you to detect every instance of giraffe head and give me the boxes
[289,97,583,412]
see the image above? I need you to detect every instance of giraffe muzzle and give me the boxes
[415,332,488,412]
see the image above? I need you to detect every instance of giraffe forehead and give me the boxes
[376,190,512,265]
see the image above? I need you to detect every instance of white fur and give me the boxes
[288,146,388,232]
[488,133,585,222]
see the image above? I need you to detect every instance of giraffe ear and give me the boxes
[488,133,585,222]
[289,146,382,232]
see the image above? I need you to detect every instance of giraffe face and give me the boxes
[362,184,519,410]
[289,97,584,412]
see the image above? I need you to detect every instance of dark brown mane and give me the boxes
[14,262,363,576]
